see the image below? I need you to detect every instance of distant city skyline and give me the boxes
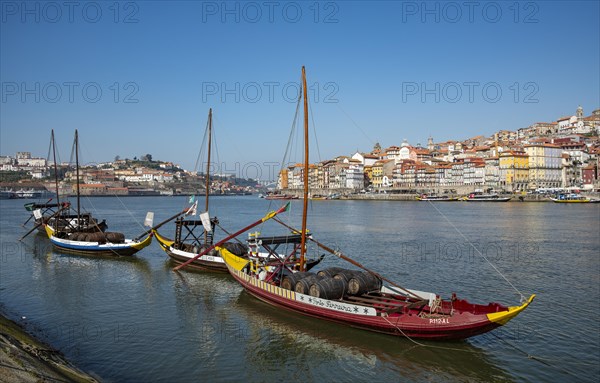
[2,1,599,178]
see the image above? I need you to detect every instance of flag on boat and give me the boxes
[144,212,154,227]
[189,195,195,204]
[33,209,42,220]
[200,211,212,232]
[187,201,198,216]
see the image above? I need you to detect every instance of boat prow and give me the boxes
[486,294,536,325]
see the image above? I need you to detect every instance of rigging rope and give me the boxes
[335,104,375,147]
[308,100,322,164]
[279,75,303,176]
[426,200,526,302]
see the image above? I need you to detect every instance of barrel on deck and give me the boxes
[316,267,347,279]
[294,275,323,294]
[309,278,346,300]
[348,272,382,296]
[281,272,314,291]
[332,269,359,283]
[104,232,125,244]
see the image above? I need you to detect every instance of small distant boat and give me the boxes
[265,193,298,200]
[416,194,458,201]
[0,190,16,199]
[12,189,55,199]
[551,193,600,203]
[461,192,511,202]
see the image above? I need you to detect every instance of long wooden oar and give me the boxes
[133,207,195,241]
[272,217,425,300]
[22,198,53,227]
[173,203,290,271]
[19,206,68,241]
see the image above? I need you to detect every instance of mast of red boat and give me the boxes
[299,66,309,272]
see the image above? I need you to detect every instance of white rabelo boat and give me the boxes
[43,130,152,256]
[153,108,240,271]
[205,67,534,340]
[155,109,322,272]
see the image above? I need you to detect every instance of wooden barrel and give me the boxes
[294,275,323,294]
[348,272,382,296]
[86,232,106,243]
[309,278,346,300]
[105,232,125,244]
[69,232,82,241]
[332,269,358,283]
[281,272,314,291]
[316,267,347,279]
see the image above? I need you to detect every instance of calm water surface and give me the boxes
[1,196,598,382]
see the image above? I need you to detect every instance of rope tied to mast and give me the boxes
[426,200,526,302]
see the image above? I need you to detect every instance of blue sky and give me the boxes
[1,1,599,180]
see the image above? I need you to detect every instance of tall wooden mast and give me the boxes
[51,130,60,206]
[204,108,213,243]
[300,66,309,271]
[74,129,81,227]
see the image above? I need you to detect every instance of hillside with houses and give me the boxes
[278,106,600,194]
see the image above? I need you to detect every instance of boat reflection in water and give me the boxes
[232,291,514,382]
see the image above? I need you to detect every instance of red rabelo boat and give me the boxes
[219,67,534,340]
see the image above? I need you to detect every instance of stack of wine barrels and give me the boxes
[68,231,125,244]
[281,267,383,300]
[281,272,314,291]
[294,274,323,294]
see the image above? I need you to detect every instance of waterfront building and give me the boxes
[277,169,288,189]
[561,154,580,187]
[352,151,379,166]
[436,163,453,186]
[582,164,597,189]
[415,163,436,187]
[372,159,394,188]
[524,144,562,189]
[463,158,486,186]
[450,160,465,186]
[499,151,529,191]
[484,157,500,188]
[77,183,108,195]
[345,159,365,189]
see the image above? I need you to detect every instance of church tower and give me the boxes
[427,136,434,151]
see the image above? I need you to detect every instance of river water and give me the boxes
[1,196,598,382]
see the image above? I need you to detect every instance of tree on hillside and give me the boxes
[140,154,153,162]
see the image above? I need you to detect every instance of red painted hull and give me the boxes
[227,266,506,340]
